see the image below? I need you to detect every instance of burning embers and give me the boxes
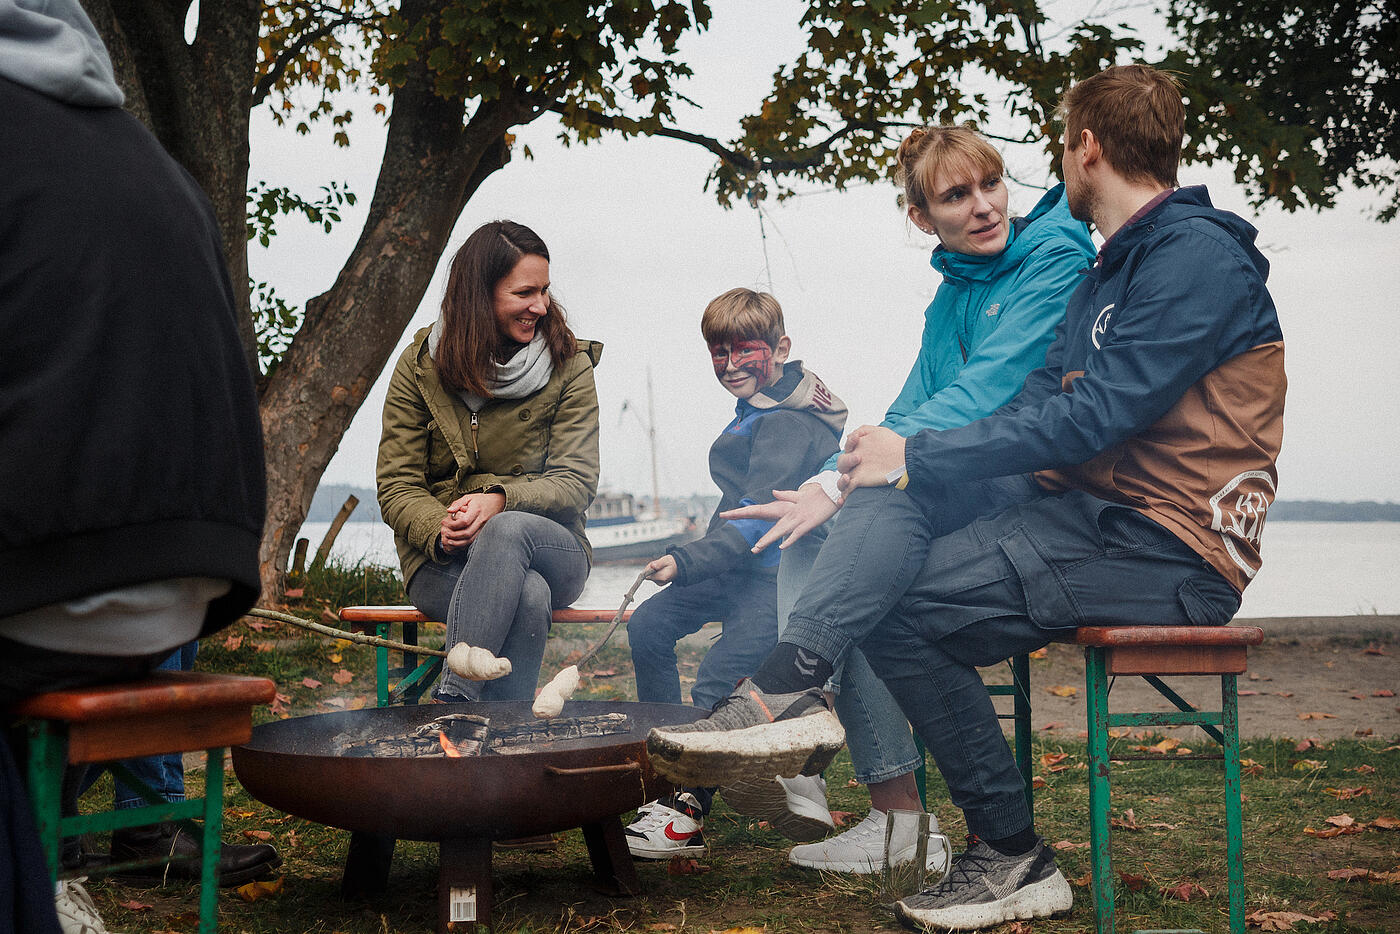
[335,712,632,759]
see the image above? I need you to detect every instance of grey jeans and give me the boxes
[407,511,588,702]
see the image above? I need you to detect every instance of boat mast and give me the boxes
[647,367,662,518]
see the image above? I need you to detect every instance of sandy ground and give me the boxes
[669,614,1400,743]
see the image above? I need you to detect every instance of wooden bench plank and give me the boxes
[338,605,632,632]
[13,671,276,722]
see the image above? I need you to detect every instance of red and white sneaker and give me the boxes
[624,792,707,859]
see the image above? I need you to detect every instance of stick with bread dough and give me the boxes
[531,664,579,719]
[446,643,512,681]
[530,568,653,720]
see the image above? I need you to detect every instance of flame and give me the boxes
[439,731,462,758]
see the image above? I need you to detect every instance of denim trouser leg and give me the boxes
[629,572,779,712]
[853,482,1241,839]
[778,526,921,785]
[111,641,198,808]
[407,512,589,702]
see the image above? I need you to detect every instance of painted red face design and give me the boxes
[709,339,775,383]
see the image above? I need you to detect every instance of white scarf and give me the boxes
[429,323,554,412]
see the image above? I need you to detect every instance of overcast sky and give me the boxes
[248,1,1400,506]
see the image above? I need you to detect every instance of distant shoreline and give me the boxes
[307,486,1400,524]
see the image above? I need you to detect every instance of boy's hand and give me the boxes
[645,554,678,583]
[440,492,506,552]
[720,484,839,552]
[836,426,907,492]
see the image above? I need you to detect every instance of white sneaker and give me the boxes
[720,773,835,842]
[55,878,111,934]
[789,809,950,874]
[624,792,707,859]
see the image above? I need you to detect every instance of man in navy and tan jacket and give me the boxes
[647,64,1285,931]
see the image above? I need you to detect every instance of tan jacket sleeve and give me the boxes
[376,349,449,560]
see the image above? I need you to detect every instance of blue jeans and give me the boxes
[784,477,1240,839]
[407,512,588,702]
[628,571,779,713]
[72,641,198,809]
[778,529,922,786]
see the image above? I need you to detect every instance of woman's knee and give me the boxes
[515,571,552,632]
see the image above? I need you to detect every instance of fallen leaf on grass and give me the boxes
[829,810,855,827]
[1292,759,1327,772]
[1326,867,1372,881]
[1161,881,1208,901]
[1295,738,1325,752]
[1355,727,1374,736]
[116,900,153,911]
[241,829,274,841]
[1069,872,1092,887]
[1116,870,1148,891]
[1028,648,1048,659]
[645,924,679,932]
[1047,684,1078,697]
[1052,840,1090,850]
[1134,737,1183,755]
[1273,691,1294,698]
[1241,758,1266,776]
[1246,908,1337,930]
[332,669,354,685]
[328,652,342,664]
[1373,689,1395,697]
[1363,642,1388,655]
[269,692,291,717]
[1040,752,1070,768]
[1324,814,1356,828]
[1032,776,1048,790]
[710,927,765,934]
[301,677,322,689]
[1323,786,1371,799]
[1367,815,1400,830]
[667,857,710,875]
[587,667,618,678]
[1041,721,1066,731]
[246,620,271,632]
[222,634,243,651]
[234,876,283,902]
[1299,712,1337,721]
[1111,809,1141,830]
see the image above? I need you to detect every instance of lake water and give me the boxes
[297,519,1400,620]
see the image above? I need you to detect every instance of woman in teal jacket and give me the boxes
[722,125,1095,873]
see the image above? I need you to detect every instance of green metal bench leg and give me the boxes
[1084,646,1115,934]
[199,749,225,934]
[1223,673,1244,933]
[374,622,390,707]
[25,720,66,882]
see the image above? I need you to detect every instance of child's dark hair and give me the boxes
[700,288,785,348]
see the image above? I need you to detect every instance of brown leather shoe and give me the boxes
[111,821,281,887]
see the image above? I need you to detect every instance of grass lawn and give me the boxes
[72,580,1400,934]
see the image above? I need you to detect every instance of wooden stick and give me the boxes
[311,494,359,572]
[246,607,447,658]
[575,569,652,669]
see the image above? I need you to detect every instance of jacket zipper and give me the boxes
[469,411,480,457]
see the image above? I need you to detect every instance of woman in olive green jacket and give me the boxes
[377,220,601,702]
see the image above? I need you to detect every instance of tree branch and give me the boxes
[251,9,377,107]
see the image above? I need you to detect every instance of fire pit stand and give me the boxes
[233,700,703,932]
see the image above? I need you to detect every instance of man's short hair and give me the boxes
[701,288,786,348]
[1060,64,1185,188]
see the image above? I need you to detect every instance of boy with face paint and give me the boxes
[625,288,848,859]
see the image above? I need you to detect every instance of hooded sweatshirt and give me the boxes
[904,186,1285,594]
[668,362,847,584]
[0,1,265,629]
[819,184,1094,475]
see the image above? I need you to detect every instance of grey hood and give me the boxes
[0,0,123,106]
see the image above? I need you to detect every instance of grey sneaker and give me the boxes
[645,679,845,787]
[55,877,109,934]
[721,773,835,842]
[894,837,1072,931]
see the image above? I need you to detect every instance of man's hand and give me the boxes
[644,554,679,583]
[720,483,840,552]
[439,492,506,552]
[836,426,908,493]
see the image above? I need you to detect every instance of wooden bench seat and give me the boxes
[16,671,276,934]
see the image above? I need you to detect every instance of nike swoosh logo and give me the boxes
[663,822,696,841]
